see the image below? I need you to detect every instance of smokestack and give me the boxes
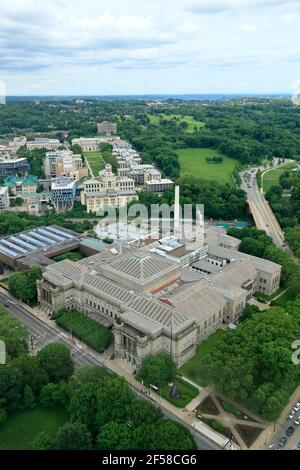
[174,185,180,238]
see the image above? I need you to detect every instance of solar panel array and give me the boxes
[0,226,76,259]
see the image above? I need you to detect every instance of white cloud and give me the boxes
[188,0,297,14]
[0,0,299,94]
[282,12,296,23]
[241,23,257,33]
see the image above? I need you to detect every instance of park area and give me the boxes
[178,148,238,185]
[0,406,68,450]
[148,114,205,132]
[84,151,105,177]
[262,162,298,193]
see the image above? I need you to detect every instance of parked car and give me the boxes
[297,441,300,449]
[279,437,287,447]
[294,418,300,426]
[289,410,295,419]
[294,403,300,412]
[286,426,294,436]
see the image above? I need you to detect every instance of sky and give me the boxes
[0,0,300,95]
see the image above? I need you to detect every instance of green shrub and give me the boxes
[211,420,225,433]
[55,309,112,352]
[222,401,242,417]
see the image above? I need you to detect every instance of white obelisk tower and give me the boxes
[174,185,181,239]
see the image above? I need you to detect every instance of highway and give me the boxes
[240,168,285,248]
[0,289,221,451]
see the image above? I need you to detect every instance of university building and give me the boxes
[37,229,281,368]
[80,164,138,213]
[43,150,88,180]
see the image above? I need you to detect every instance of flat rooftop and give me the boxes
[0,225,81,261]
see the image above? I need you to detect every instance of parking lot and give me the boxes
[268,395,300,450]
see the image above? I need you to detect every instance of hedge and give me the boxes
[55,309,112,353]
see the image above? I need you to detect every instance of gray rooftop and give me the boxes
[208,244,281,275]
[101,249,180,285]
[43,259,193,336]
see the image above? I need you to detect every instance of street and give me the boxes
[240,168,285,248]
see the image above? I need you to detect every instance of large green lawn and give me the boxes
[148,114,205,132]
[262,163,298,193]
[84,152,105,177]
[178,147,238,185]
[0,406,68,450]
[180,329,227,386]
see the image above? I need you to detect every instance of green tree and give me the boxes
[8,267,42,305]
[39,382,69,407]
[0,307,28,359]
[21,385,35,410]
[69,382,99,433]
[239,237,265,258]
[137,353,177,388]
[135,421,197,450]
[0,399,7,424]
[0,365,23,410]
[55,422,92,450]
[96,422,135,450]
[37,343,74,383]
[128,400,162,427]
[69,365,110,391]
[12,355,48,395]
[32,431,55,450]
[95,377,134,428]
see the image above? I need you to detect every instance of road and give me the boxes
[0,290,220,451]
[240,168,285,248]
[266,405,300,451]
[0,291,103,368]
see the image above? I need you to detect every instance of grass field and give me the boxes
[84,151,105,177]
[178,147,238,185]
[0,406,68,450]
[262,163,298,193]
[180,329,227,386]
[148,114,205,132]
